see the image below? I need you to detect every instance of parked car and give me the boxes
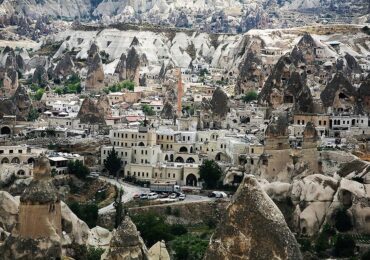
[89,172,99,179]
[178,193,186,201]
[158,192,168,198]
[208,191,227,198]
[169,193,177,199]
[140,193,149,199]
[148,192,159,200]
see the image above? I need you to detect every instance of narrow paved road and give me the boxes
[98,177,216,214]
[98,177,149,214]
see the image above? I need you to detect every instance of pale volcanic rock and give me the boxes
[204,175,302,260]
[53,53,74,79]
[85,44,105,92]
[77,97,106,125]
[2,68,18,97]
[0,191,19,232]
[320,72,360,113]
[148,241,170,260]
[103,216,149,260]
[115,53,127,81]
[32,65,48,87]
[60,201,90,245]
[0,85,32,120]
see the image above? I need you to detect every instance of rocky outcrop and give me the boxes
[126,47,140,85]
[358,75,370,112]
[115,53,127,81]
[3,49,25,72]
[161,102,175,119]
[236,49,263,95]
[175,11,189,28]
[77,97,106,125]
[258,52,314,113]
[210,87,229,118]
[53,53,74,79]
[0,85,32,120]
[263,161,370,237]
[85,44,105,92]
[204,175,302,260]
[0,191,18,232]
[320,72,359,113]
[61,201,90,245]
[200,87,230,129]
[148,241,170,260]
[0,156,62,259]
[97,94,111,118]
[103,216,149,260]
[2,68,18,97]
[265,114,289,138]
[32,65,48,87]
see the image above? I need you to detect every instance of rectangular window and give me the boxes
[18,150,22,154]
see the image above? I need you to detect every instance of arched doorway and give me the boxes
[179,146,188,153]
[186,157,195,163]
[175,157,184,163]
[170,154,174,162]
[17,170,25,176]
[186,174,197,186]
[138,142,145,146]
[0,126,11,135]
[11,157,20,164]
[1,158,9,164]
[215,152,222,161]
[164,154,169,161]
[28,157,35,164]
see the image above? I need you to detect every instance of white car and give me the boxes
[148,192,159,200]
[178,193,186,201]
[169,193,177,199]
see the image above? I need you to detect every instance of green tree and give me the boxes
[199,159,222,189]
[142,104,155,116]
[132,212,173,247]
[170,224,188,236]
[334,208,353,232]
[114,187,124,228]
[87,246,104,260]
[68,160,90,179]
[199,68,209,77]
[172,234,209,260]
[34,88,45,101]
[68,202,99,228]
[121,80,135,91]
[334,234,356,257]
[27,108,39,121]
[314,224,335,255]
[105,80,135,93]
[46,128,56,137]
[242,91,258,103]
[362,249,370,260]
[104,147,123,179]
[54,87,64,95]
